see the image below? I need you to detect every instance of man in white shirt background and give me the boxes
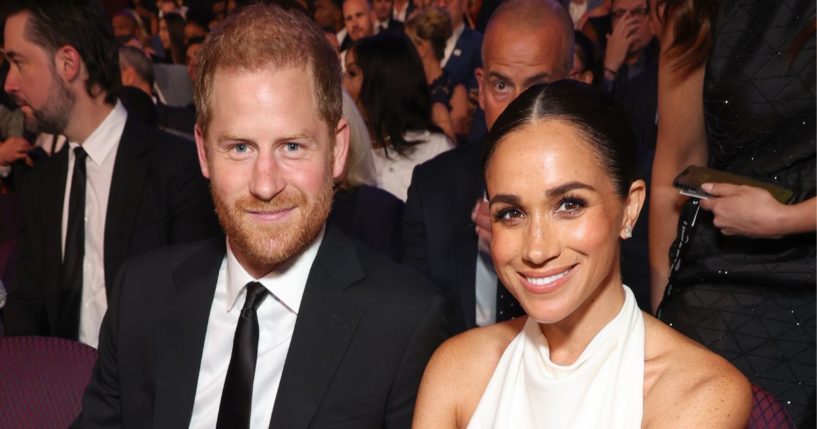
[2,0,218,347]
[372,0,405,35]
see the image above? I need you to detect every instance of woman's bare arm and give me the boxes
[648,24,708,312]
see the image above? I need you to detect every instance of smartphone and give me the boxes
[673,165,794,204]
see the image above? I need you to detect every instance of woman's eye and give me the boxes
[555,198,586,215]
[493,207,524,222]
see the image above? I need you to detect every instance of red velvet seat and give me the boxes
[0,336,97,429]
[748,384,796,429]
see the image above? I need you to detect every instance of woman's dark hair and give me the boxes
[162,12,187,64]
[660,0,718,79]
[573,30,596,84]
[7,0,121,105]
[352,32,440,158]
[484,80,637,197]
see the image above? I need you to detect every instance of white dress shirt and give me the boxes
[189,228,325,429]
[393,2,409,22]
[441,23,466,68]
[475,240,498,327]
[372,130,454,201]
[62,102,127,348]
[374,19,390,34]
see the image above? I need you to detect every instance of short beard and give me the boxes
[29,68,75,134]
[212,175,334,274]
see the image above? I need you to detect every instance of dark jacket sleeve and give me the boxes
[402,165,431,276]
[385,294,448,428]
[71,260,128,429]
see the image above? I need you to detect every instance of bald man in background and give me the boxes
[403,0,575,334]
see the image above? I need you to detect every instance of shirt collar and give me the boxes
[225,226,326,314]
[71,101,127,165]
[451,23,465,41]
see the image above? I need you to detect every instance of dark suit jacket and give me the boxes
[73,226,449,428]
[328,184,404,261]
[443,27,483,90]
[4,114,219,338]
[376,18,405,35]
[403,142,484,334]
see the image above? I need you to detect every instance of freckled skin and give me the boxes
[486,120,627,331]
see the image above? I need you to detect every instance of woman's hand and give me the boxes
[699,183,816,237]
[0,137,32,167]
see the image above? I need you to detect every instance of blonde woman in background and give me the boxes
[405,7,470,141]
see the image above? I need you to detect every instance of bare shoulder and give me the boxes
[412,318,526,429]
[642,314,752,429]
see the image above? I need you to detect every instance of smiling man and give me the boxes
[74,4,447,429]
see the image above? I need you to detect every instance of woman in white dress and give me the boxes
[412,81,751,428]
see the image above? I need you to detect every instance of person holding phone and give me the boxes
[649,0,815,424]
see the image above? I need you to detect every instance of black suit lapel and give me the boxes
[104,116,150,291]
[269,226,364,428]
[153,238,225,428]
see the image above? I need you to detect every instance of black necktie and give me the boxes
[495,280,525,322]
[58,146,87,339]
[217,281,270,429]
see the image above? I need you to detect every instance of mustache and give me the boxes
[230,192,305,213]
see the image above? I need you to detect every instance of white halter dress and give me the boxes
[467,285,645,429]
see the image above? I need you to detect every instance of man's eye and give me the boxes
[285,142,300,152]
[233,143,248,153]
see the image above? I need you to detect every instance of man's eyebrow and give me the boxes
[486,70,511,82]
[216,132,317,144]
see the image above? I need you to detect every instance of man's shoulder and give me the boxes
[119,237,222,279]
[345,233,432,287]
[412,142,481,182]
[458,27,483,49]
[120,116,201,176]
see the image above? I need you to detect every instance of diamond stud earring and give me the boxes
[622,226,632,239]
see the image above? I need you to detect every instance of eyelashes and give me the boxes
[491,194,588,223]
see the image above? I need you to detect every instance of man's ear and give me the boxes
[475,67,486,111]
[332,118,350,180]
[54,45,82,83]
[120,66,135,86]
[194,123,211,179]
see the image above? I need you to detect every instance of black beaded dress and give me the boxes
[657,0,816,426]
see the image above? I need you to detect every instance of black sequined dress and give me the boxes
[657,1,816,426]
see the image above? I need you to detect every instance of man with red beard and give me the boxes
[2,0,218,347]
[74,4,448,428]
